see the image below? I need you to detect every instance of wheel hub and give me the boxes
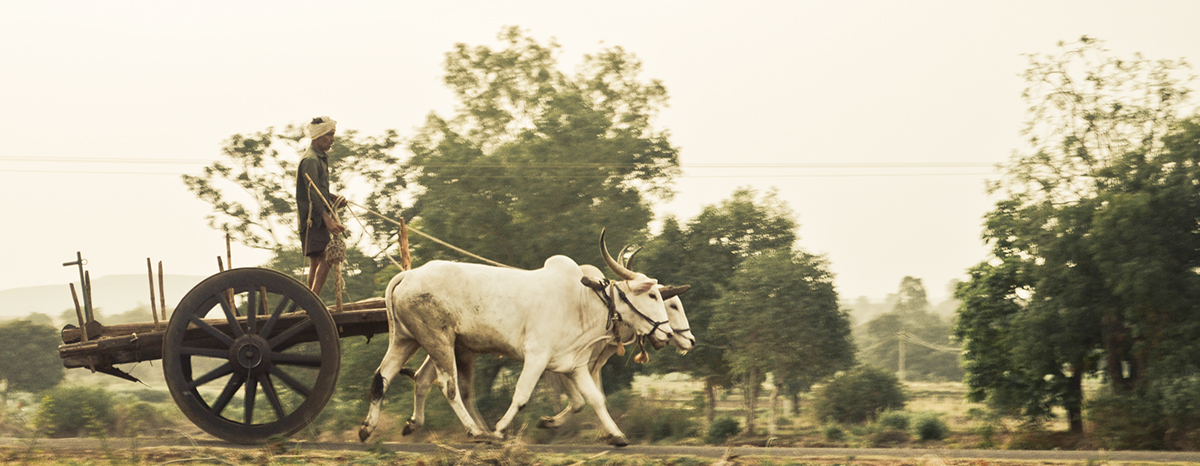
[230,335,271,373]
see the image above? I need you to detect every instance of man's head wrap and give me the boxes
[307,116,337,139]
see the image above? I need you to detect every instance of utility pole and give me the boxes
[896,331,906,381]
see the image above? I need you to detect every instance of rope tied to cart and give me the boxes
[303,174,348,312]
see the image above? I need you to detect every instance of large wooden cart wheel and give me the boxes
[163,267,340,444]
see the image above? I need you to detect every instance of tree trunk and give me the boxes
[791,392,802,417]
[768,383,779,436]
[744,369,758,435]
[1102,313,1133,393]
[704,377,716,423]
[1066,366,1084,434]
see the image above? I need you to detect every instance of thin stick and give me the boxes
[226,233,232,270]
[399,217,411,271]
[147,258,160,331]
[158,261,167,321]
[69,283,88,342]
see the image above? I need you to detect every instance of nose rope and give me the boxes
[612,282,670,337]
[588,279,670,337]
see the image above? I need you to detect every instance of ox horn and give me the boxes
[600,228,637,280]
[624,246,643,269]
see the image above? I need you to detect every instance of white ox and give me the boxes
[358,233,686,446]
[400,251,694,436]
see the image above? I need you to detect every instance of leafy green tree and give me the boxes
[636,187,799,421]
[403,27,681,397]
[859,277,962,381]
[0,320,65,398]
[405,26,679,270]
[955,37,1197,437]
[712,248,855,434]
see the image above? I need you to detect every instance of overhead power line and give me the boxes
[0,156,1001,178]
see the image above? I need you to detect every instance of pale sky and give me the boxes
[3,1,1198,304]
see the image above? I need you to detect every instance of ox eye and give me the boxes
[670,304,678,310]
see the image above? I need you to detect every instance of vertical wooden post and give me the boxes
[158,261,167,321]
[399,217,412,271]
[69,283,87,342]
[147,258,160,331]
[84,271,94,323]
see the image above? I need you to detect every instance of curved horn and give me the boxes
[624,246,643,270]
[600,228,637,280]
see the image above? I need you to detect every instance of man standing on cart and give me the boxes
[297,116,346,294]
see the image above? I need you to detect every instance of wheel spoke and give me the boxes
[244,375,258,425]
[246,286,259,336]
[187,362,234,390]
[211,371,247,416]
[259,373,287,420]
[217,290,245,339]
[270,351,323,367]
[267,317,314,349]
[260,297,297,338]
[180,346,228,359]
[269,365,311,398]
[189,315,236,347]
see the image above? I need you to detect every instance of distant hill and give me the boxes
[0,274,207,323]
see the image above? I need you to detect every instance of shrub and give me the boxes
[822,424,846,441]
[912,412,948,441]
[706,416,740,444]
[877,411,910,431]
[114,401,171,437]
[1088,376,1200,450]
[34,385,116,438]
[813,365,908,424]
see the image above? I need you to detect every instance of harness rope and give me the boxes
[338,201,663,363]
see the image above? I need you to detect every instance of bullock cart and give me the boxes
[57,266,391,445]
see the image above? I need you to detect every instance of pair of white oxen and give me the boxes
[357,231,693,447]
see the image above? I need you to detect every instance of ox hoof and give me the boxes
[358,425,373,443]
[402,420,420,436]
[603,434,629,447]
[536,416,559,429]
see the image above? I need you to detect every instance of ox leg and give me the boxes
[570,366,628,447]
[403,356,437,436]
[492,353,551,438]
[359,339,421,442]
[538,372,586,429]
[456,349,491,432]
[425,344,495,440]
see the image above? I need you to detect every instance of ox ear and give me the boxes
[581,276,607,291]
[659,285,691,300]
[628,277,658,294]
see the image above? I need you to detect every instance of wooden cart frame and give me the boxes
[58,267,391,444]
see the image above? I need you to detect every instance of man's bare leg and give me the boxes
[308,254,332,294]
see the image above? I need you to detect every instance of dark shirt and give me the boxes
[297,146,334,237]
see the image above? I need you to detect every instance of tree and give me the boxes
[711,248,855,434]
[636,187,799,421]
[401,27,681,399]
[182,124,408,254]
[955,37,1196,437]
[859,277,962,381]
[0,320,65,397]
[405,26,679,271]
